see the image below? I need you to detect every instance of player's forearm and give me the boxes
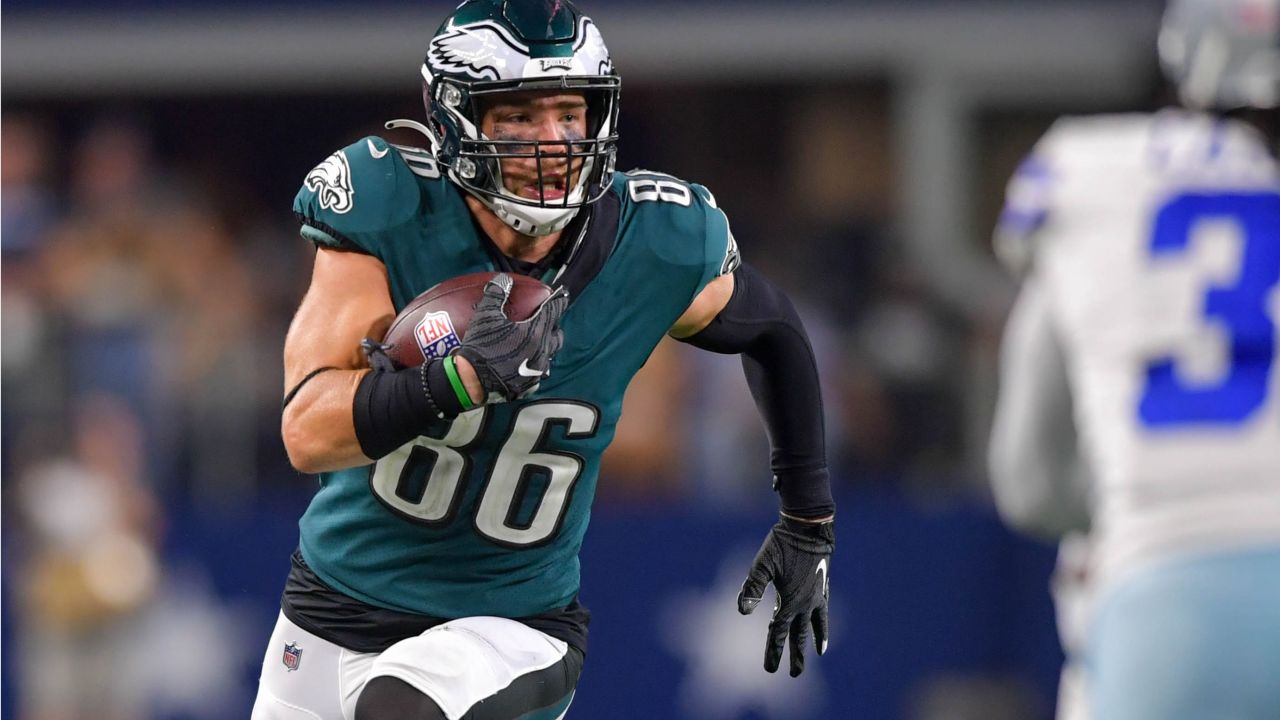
[282,358,482,475]
[989,446,1092,540]
[988,279,1091,539]
[678,264,834,518]
[740,323,833,519]
[281,369,374,473]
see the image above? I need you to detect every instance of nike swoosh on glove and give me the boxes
[455,273,569,403]
[737,516,834,676]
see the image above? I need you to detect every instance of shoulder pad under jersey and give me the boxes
[994,113,1158,276]
[293,136,441,252]
[614,169,740,286]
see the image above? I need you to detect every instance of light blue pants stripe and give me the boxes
[1087,546,1280,720]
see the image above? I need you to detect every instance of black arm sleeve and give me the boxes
[352,360,463,461]
[677,263,834,518]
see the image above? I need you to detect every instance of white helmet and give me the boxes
[1159,0,1280,110]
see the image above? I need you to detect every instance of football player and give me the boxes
[251,1,835,718]
[988,1,1280,718]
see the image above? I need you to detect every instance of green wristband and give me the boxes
[442,356,475,410]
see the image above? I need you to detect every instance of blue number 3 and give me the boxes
[1139,192,1280,427]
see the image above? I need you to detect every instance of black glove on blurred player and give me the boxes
[737,516,835,677]
[456,273,569,403]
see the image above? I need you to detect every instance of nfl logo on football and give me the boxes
[415,311,461,360]
[282,642,303,672]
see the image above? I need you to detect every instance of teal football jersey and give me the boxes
[291,136,736,619]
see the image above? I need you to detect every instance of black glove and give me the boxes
[737,516,834,676]
[455,273,569,403]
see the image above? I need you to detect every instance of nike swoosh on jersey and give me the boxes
[367,139,389,159]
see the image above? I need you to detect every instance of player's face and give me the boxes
[478,91,589,203]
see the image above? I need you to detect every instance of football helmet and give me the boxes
[408,0,621,236]
[1159,0,1280,110]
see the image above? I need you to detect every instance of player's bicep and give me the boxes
[283,246,395,391]
[669,272,734,338]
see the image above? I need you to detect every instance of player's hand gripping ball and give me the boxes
[369,272,568,402]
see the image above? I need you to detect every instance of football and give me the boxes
[378,272,554,368]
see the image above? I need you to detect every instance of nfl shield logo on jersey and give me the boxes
[282,642,303,671]
[415,311,461,360]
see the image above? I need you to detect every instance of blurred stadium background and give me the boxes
[3,1,1165,718]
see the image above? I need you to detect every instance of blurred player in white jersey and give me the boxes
[988,1,1280,718]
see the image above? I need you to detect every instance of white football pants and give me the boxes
[251,611,574,720]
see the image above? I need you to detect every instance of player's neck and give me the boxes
[466,196,562,263]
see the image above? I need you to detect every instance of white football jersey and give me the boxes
[998,109,1280,591]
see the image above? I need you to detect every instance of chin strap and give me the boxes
[489,196,580,237]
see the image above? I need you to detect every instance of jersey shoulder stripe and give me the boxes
[992,110,1277,273]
